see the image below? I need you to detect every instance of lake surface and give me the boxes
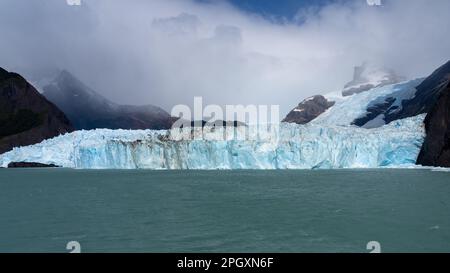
[0,168,449,253]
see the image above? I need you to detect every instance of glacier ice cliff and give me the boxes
[0,115,426,169]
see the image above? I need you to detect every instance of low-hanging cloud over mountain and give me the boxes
[0,0,449,115]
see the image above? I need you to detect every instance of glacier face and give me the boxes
[0,115,426,169]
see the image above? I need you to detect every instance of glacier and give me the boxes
[313,79,424,127]
[0,114,426,169]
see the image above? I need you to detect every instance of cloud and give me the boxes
[0,0,449,116]
[151,13,201,37]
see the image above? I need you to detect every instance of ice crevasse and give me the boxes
[0,114,426,169]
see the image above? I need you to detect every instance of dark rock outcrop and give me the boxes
[352,97,397,128]
[283,95,335,124]
[416,65,450,167]
[351,78,423,128]
[42,71,176,130]
[385,61,450,124]
[342,62,404,97]
[7,162,59,168]
[0,67,74,154]
[186,120,246,128]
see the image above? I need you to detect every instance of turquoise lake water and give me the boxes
[0,168,449,253]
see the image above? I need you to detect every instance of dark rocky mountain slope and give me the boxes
[384,61,450,123]
[42,71,176,130]
[282,95,335,125]
[0,67,74,154]
[415,61,450,167]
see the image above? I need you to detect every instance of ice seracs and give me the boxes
[0,114,426,169]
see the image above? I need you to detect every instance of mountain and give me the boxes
[299,78,423,128]
[0,67,74,154]
[350,60,450,166]
[342,62,405,97]
[353,61,450,130]
[42,71,176,130]
[282,60,450,168]
[283,62,405,125]
[282,95,335,125]
[415,61,450,167]
[385,61,450,123]
[350,78,423,128]
[2,61,449,168]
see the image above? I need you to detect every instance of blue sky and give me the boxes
[227,0,337,20]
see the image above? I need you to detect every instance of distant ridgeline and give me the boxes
[41,71,176,131]
[283,61,450,167]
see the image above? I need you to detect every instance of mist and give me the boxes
[0,0,449,116]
